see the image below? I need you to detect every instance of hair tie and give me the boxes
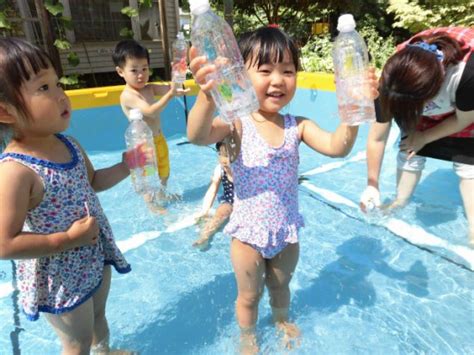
[267,23,279,28]
[407,41,444,62]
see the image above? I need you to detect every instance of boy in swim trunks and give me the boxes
[113,39,189,195]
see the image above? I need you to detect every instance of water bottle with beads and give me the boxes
[332,14,375,126]
[124,109,160,195]
[171,32,188,87]
[189,0,259,124]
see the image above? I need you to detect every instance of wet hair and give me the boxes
[0,37,54,150]
[379,32,467,133]
[112,39,150,68]
[238,27,300,71]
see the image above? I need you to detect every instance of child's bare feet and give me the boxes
[276,321,301,350]
[240,329,259,355]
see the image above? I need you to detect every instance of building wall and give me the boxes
[60,0,179,75]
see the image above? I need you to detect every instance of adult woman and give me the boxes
[360,27,474,244]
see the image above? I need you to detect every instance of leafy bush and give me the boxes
[301,25,395,73]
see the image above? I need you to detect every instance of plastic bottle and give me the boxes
[332,14,375,126]
[124,109,160,195]
[189,0,259,124]
[171,32,188,86]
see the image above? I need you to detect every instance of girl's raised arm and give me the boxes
[186,46,231,145]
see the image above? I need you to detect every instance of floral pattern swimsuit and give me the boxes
[0,134,130,320]
[224,114,304,258]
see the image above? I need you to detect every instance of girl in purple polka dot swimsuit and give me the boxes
[187,27,378,351]
[0,38,133,354]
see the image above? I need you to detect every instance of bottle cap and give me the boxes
[129,108,143,120]
[189,0,210,15]
[337,14,356,32]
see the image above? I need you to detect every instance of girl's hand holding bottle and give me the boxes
[189,46,217,95]
[66,216,99,248]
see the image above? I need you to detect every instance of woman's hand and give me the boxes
[189,46,217,95]
[399,132,427,159]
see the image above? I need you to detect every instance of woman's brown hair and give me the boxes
[379,32,468,133]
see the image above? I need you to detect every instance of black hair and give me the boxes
[215,141,224,151]
[379,31,466,133]
[0,38,55,150]
[238,27,300,70]
[112,39,150,68]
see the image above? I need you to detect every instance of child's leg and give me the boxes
[391,151,424,208]
[455,163,474,244]
[230,239,265,328]
[45,298,95,355]
[266,243,300,347]
[90,266,112,353]
[193,203,232,249]
[265,243,299,318]
[231,239,265,353]
[460,178,474,243]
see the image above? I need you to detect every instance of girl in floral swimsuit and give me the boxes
[187,27,378,352]
[0,38,132,354]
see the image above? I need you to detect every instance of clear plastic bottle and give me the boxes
[124,109,160,195]
[189,0,259,124]
[171,31,188,86]
[332,14,375,126]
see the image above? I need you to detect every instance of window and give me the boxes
[69,0,131,41]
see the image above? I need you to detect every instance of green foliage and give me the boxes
[44,0,64,16]
[300,33,334,73]
[59,74,80,88]
[388,0,474,32]
[301,24,395,73]
[60,16,74,31]
[67,52,80,67]
[54,39,71,50]
[359,25,395,70]
[120,27,134,38]
[0,12,11,30]
[43,1,80,82]
[139,0,153,7]
[121,6,139,18]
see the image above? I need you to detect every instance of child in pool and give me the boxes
[193,141,234,250]
[0,38,133,354]
[113,39,189,203]
[187,27,378,352]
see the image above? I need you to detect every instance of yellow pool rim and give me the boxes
[66,72,335,110]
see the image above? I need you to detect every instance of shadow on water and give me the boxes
[293,236,429,315]
[180,184,211,203]
[414,169,460,227]
[123,273,236,354]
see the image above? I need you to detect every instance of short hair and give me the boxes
[0,38,54,149]
[112,39,150,68]
[238,27,300,71]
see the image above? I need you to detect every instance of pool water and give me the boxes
[0,88,473,354]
